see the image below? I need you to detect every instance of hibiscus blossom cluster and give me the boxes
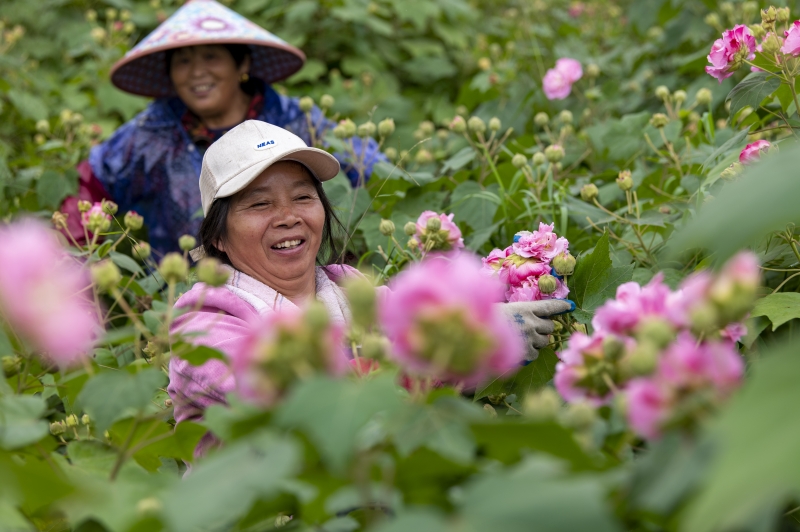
[542,58,583,100]
[554,252,760,440]
[406,211,464,253]
[482,223,574,303]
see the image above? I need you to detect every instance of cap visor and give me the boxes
[215,147,340,201]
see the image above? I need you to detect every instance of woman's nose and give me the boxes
[273,205,301,227]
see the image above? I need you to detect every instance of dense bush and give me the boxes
[5,0,800,531]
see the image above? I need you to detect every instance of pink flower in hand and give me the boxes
[481,246,512,276]
[542,59,583,100]
[512,223,569,261]
[498,254,551,287]
[782,20,800,55]
[705,25,757,82]
[379,253,523,387]
[0,219,98,367]
[739,140,771,164]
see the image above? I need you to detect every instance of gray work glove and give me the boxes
[497,299,575,362]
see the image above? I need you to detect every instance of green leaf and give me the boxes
[370,509,449,532]
[7,90,46,121]
[573,264,635,324]
[440,146,476,174]
[474,347,559,400]
[570,232,612,310]
[36,170,76,210]
[700,128,749,171]
[0,395,49,450]
[76,368,168,433]
[683,340,800,531]
[173,343,227,366]
[275,375,403,474]
[750,292,800,330]
[449,181,499,232]
[108,251,144,276]
[726,71,781,119]
[162,431,300,532]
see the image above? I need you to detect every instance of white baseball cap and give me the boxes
[199,120,341,216]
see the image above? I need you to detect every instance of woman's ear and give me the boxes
[238,55,252,77]
[214,238,226,253]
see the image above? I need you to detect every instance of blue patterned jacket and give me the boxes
[88,84,382,255]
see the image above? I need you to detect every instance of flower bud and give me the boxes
[538,274,558,294]
[136,498,162,517]
[544,144,565,163]
[616,169,633,191]
[449,115,467,133]
[404,221,417,236]
[106,7,118,20]
[101,199,118,216]
[379,219,395,236]
[344,276,376,330]
[384,147,397,162]
[91,27,107,42]
[777,7,790,23]
[407,237,419,249]
[720,162,743,179]
[77,200,91,213]
[320,94,334,109]
[532,152,547,166]
[158,252,189,284]
[81,414,90,425]
[196,257,229,287]
[552,252,576,276]
[580,183,599,202]
[51,211,69,230]
[635,318,675,349]
[124,210,143,231]
[511,153,528,169]
[65,414,79,427]
[762,6,777,26]
[534,112,549,127]
[749,23,766,40]
[35,119,50,134]
[132,241,151,261]
[647,26,664,40]
[304,301,330,332]
[650,113,669,128]
[298,96,314,113]
[91,260,122,292]
[762,32,782,54]
[695,88,712,106]
[414,149,433,164]
[378,118,395,137]
[334,119,356,139]
[1,355,22,377]
[178,234,196,252]
[655,85,670,101]
[488,117,501,131]
[86,9,97,21]
[419,120,435,136]
[50,421,66,436]
[673,90,687,104]
[361,334,388,362]
[523,387,561,421]
[357,121,376,138]
[34,134,46,145]
[477,57,491,70]
[425,216,442,232]
[467,116,486,134]
[483,403,498,418]
[560,401,596,430]
[586,63,600,78]
[558,110,573,124]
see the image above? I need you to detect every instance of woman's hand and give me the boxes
[497,299,575,362]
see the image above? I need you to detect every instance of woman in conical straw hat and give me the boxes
[63,0,383,255]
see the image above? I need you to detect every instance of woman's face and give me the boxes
[218,162,326,293]
[169,45,250,121]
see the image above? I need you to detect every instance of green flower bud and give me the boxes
[673,90,687,104]
[65,414,79,427]
[136,497,162,517]
[602,335,626,362]
[449,115,467,133]
[361,333,388,362]
[50,421,66,436]
[467,116,486,134]
[580,183,599,202]
[742,1,758,18]
[379,218,395,236]
[488,117,501,131]
[704,12,720,28]
[720,162,744,179]
[538,274,558,294]
[34,134,46,145]
[320,94,334,109]
[761,6,777,26]
[178,234,196,252]
[560,401,596,430]
[384,147,397,162]
[695,88,713,106]
[635,318,675,349]
[534,112,549,127]
[404,221,417,236]
[344,276,376,330]
[105,7,117,20]
[586,63,600,78]
[298,96,314,113]
[654,85,670,101]
[77,200,92,213]
[483,403,498,418]
[511,153,528,169]
[334,119,356,139]
[304,301,330,332]
[425,216,442,232]
[36,119,50,134]
[91,260,122,292]
[81,414,90,425]
[414,149,433,165]
[622,341,659,377]
[749,23,766,40]
[616,169,633,191]
[558,110,573,124]
[552,252,576,276]
[378,118,395,137]
[650,113,669,128]
[419,120,435,136]
[532,152,547,166]
[544,144,565,163]
[196,257,229,287]
[1,355,22,377]
[777,7,790,23]
[407,237,419,249]
[86,9,97,21]
[647,26,664,40]
[124,211,144,231]
[357,121,376,138]
[477,57,491,70]
[762,32,782,54]
[132,241,151,261]
[158,252,189,284]
[101,199,118,216]
[523,387,561,421]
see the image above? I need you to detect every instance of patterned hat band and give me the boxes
[110,0,305,98]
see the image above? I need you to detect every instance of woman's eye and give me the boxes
[295,195,313,201]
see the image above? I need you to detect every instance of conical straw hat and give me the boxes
[110,0,305,98]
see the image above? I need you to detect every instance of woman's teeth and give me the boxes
[192,84,213,92]
[272,239,302,249]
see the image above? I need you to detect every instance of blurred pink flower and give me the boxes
[555,58,583,83]
[592,274,678,335]
[379,253,523,387]
[782,20,800,55]
[554,331,619,405]
[739,140,771,164]
[81,202,111,228]
[512,223,569,261]
[626,378,670,439]
[506,275,569,302]
[415,211,464,251]
[721,322,747,344]
[542,58,583,100]
[0,219,98,366]
[568,2,585,18]
[705,25,756,82]
[231,307,348,406]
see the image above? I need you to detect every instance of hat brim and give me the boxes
[214,147,341,204]
[111,38,305,98]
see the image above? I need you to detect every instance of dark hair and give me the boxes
[198,165,346,266]
[166,44,259,95]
